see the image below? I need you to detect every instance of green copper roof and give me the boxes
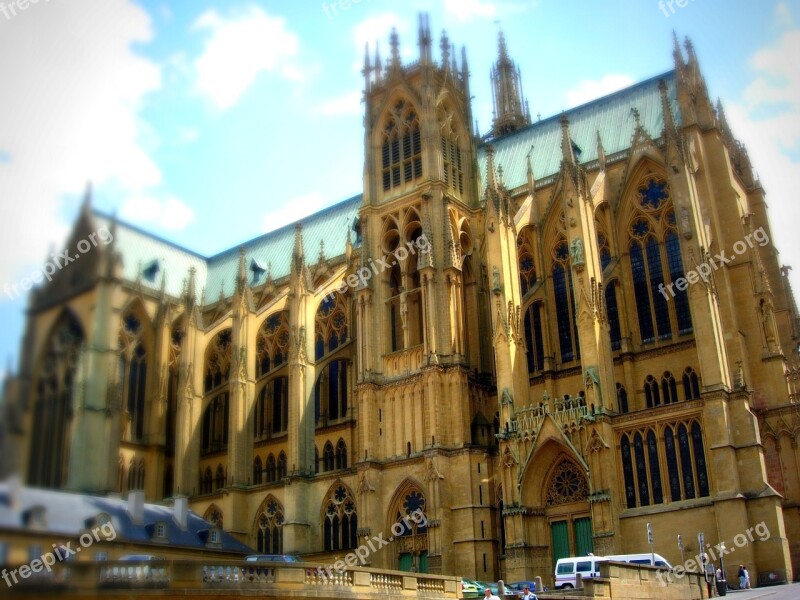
[477,70,679,190]
[93,194,362,301]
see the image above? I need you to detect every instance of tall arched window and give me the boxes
[315,295,348,360]
[683,367,701,400]
[647,430,664,504]
[201,394,229,456]
[202,330,231,456]
[523,302,544,375]
[254,496,284,554]
[597,231,612,271]
[438,102,464,195]
[29,311,84,488]
[202,467,213,494]
[678,424,695,499]
[253,456,263,485]
[256,312,290,377]
[662,371,679,404]
[692,422,710,497]
[552,239,579,363]
[644,375,660,408]
[215,464,225,490]
[382,100,422,191]
[277,452,287,479]
[664,426,681,502]
[616,383,629,414]
[254,377,288,438]
[627,176,693,344]
[266,454,276,483]
[119,311,149,442]
[322,442,335,472]
[605,281,622,351]
[517,227,537,296]
[335,439,348,469]
[323,484,358,551]
[633,432,650,506]
[315,360,348,424]
[665,231,693,334]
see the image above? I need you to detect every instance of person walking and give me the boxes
[483,588,500,600]
[520,584,537,599]
[738,564,751,589]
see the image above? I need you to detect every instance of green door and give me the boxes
[399,552,413,572]
[574,517,593,556]
[551,521,570,565]
[418,551,428,573]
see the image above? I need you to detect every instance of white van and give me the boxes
[554,555,605,589]
[605,553,672,569]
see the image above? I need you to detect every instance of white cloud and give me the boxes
[0,0,162,290]
[262,192,328,233]
[565,74,636,107]
[120,194,195,231]
[444,0,497,22]
[314,90,363,117]
[192,6,301,110]
[725,28,800,285]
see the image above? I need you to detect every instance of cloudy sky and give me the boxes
[0,0,798,381]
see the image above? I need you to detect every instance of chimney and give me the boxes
[8,474,22,511]
[127,490,145,525]
[172,495,188,531]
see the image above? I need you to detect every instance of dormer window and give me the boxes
[142,260,161,282]
[23,506,46,529]
[250,258,267,284]
[155,521,167,539]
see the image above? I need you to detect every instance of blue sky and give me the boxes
[0,0,799,381]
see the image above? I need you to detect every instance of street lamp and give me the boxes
[718,542,727,590]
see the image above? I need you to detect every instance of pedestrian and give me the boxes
[702,553,715,597]
[737,564,750,589]
[520,584,537,599]
[483,588,500,600]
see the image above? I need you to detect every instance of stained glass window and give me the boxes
[692,422,710,497]
[323,485,358,551]
[620,435,637,509]
[606,281,622,351]
[524,303,544,374]
[678,424,695,499]
[638,178,669,210]
[647,430,664,504]
[664,426,681,501]
[634,432,650,506]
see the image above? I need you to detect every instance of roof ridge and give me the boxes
[480,68,676,148]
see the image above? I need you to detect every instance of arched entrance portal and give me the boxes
[545,459,592,564]
[388,480,429,573]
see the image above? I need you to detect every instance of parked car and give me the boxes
[461,577,487,598]
[605,553,672,569]
[507,580,540,595]
[554,555,605,589]
[244,554,300,562]
[478,581,522,597]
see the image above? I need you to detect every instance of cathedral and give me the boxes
[2,17,798,587]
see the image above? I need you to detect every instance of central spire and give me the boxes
[490,30,531,138]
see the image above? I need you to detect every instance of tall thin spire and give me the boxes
[490,30,530,138]
[560,114,575,165]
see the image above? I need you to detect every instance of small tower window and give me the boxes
[382,100,422,191]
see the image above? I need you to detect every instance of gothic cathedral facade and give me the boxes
[2,19,798,587]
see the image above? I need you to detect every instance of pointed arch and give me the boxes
[321,481,358,551]
[255,311,290,378]
[253,495,285,554]
[119,305,150,443]
[28,309,84,488]
[378,97,422,191]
